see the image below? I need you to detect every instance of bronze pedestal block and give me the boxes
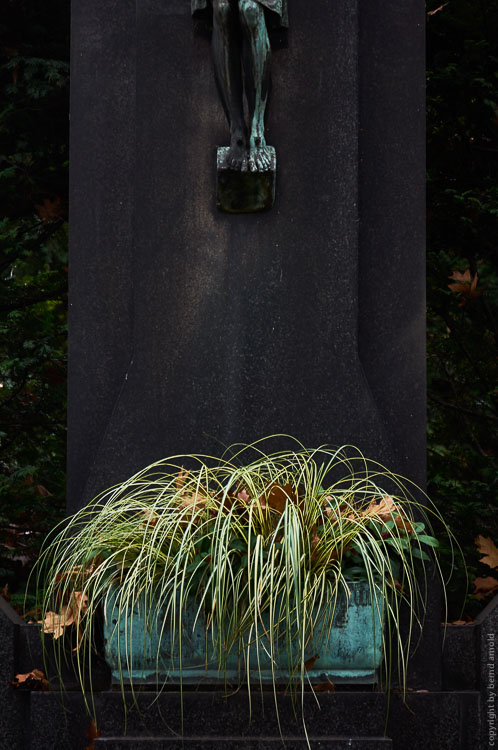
[216,146,276,213]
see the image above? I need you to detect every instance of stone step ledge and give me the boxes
[94,737,393,750]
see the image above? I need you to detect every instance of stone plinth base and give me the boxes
[216,146,276,213]
[94,738,393,749]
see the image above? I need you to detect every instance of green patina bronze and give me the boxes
[192,0,287,211]
[104,582,384,684]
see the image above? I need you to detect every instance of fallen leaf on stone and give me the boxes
[313,680,335,692]
[38,591,89,638]
[39,608,73,638]
[10,669,50,691]
[84,719,101,750]
[473,576,498,599]
[475,536,498,569]
[442,616,473,625]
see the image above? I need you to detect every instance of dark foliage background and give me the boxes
[427,0,498,618]
[0,0,496,617]
[0,0,69,610]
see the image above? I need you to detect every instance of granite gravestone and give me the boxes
[68,0,435,684]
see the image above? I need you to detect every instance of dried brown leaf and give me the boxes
[262,483,297,514]
[35,196,64,224]
[303,654,320,671]
[393,515,416,535]
[449,269,472,284]
[473,576,498,598]
[237,489,251,503]
[35,484,52,497]
[428,3,449,15]
[475,535,498,569]
[363,495,398,519]
[139,508,159,528]
[179,490,208,510]
[176,468,189,491]
[313,680,335,692]
[11,669,50,691]
[363,496,415,534]
[39,609,73,638]
[84,719,101,750]
[448,269,482,304]
[175,470,210,513]
[38,591,89,639]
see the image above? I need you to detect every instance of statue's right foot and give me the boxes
[225,132,247,170]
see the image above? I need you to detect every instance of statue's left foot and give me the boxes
[225,130,248,170]
[248,137,273,172]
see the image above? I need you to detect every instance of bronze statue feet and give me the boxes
[224,132,248,170]
[223,136,274,174]
[248,140,273,172]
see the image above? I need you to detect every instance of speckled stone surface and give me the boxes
[29,689,481,750]
[442,624,479,690]
[94,738,393,749]
[0,597,30,750]
[476,594,498,749]
[30,691,388,744]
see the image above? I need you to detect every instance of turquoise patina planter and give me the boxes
[104,581,384,684]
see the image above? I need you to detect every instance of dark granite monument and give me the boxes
[68,0,436,691]
[68,0,426,515]
[0,1,492,748]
